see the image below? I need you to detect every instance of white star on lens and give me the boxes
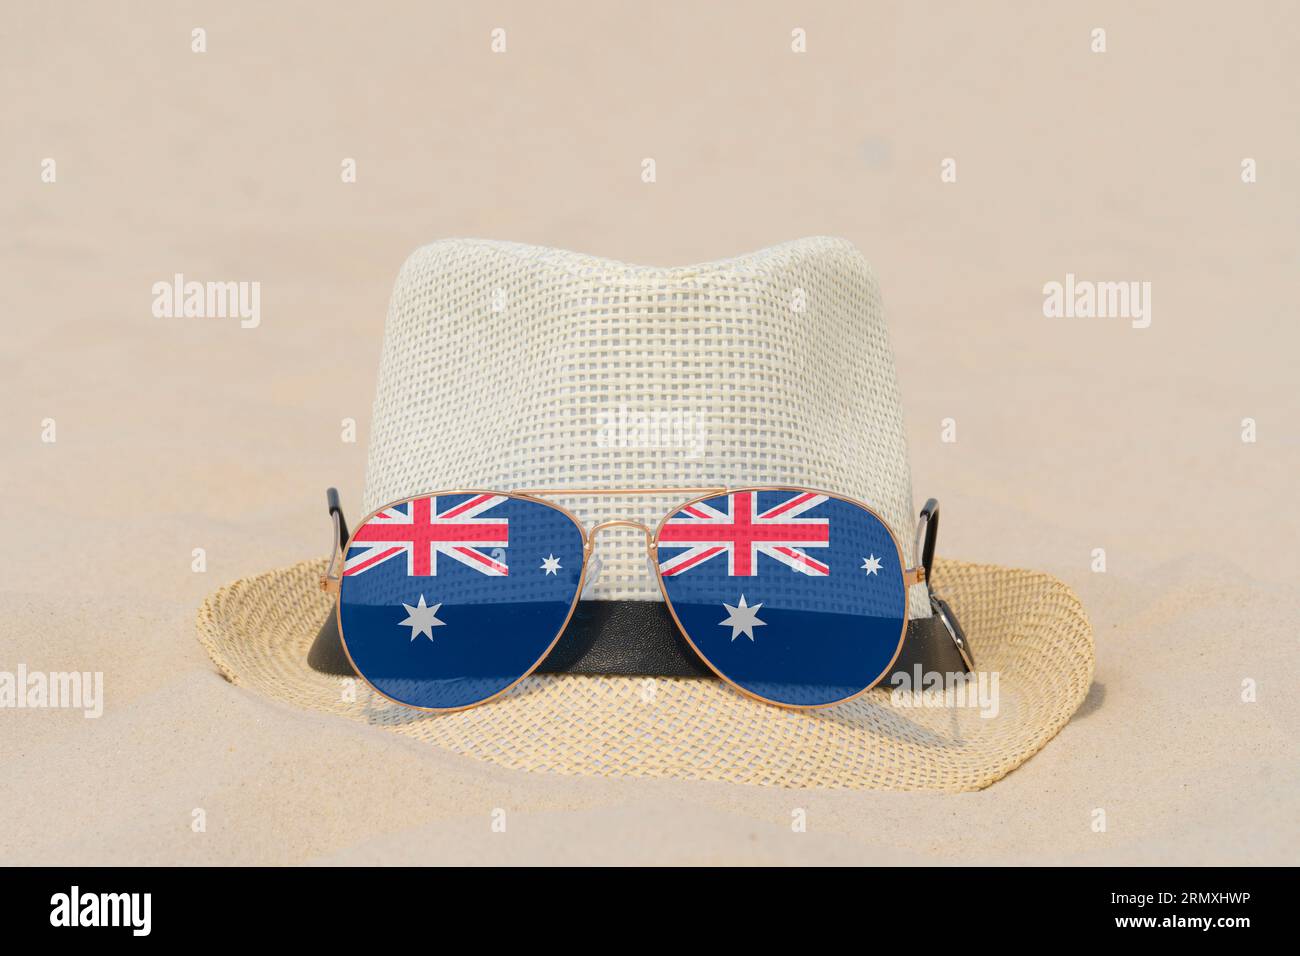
[540,554,562,575]
[719,594,766,642]
[399,594,446,642]
[861,554,883,575]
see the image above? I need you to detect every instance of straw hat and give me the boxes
[197,237,1093,791]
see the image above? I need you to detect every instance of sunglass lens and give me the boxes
[656,490,907,707]
[338,493,584,710]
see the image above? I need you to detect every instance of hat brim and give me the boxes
[197,557,1093,791]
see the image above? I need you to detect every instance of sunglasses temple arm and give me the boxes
[914,498,939,585]
[320,487,349,593]
[904,498,939,587]
[910,497,976,671]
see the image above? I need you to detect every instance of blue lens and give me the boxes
[338,493,584,710]
[656,490,907,707]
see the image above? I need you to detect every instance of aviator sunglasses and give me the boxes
[319,486,974,712]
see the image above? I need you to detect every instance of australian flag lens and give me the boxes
[338,494,584,710]
[657,491,907,707]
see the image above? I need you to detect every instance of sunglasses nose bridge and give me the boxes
[586,518,655,547]
[578,521,657,597]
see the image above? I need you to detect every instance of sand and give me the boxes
[1,2,1297,864]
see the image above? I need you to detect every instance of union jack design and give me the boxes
[657,491,830,577]
[344,494,509,577]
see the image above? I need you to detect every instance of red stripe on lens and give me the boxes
[454,545,508,575]
[662,545,725,575]
[343,546,403,576]
[758,492,816,519]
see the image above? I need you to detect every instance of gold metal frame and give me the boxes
[323,486,926,713]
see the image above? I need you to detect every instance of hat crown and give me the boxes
[364,237,922,609]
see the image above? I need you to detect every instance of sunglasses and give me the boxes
[319,486,973,712]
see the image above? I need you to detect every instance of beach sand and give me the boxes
[1,1,1296,864]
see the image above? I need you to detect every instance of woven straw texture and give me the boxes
[365,237,930,618]
[197,557,1093,792]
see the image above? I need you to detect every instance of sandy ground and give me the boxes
[2,2,1297,864]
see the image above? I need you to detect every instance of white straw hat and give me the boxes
[198,237,1093,791]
